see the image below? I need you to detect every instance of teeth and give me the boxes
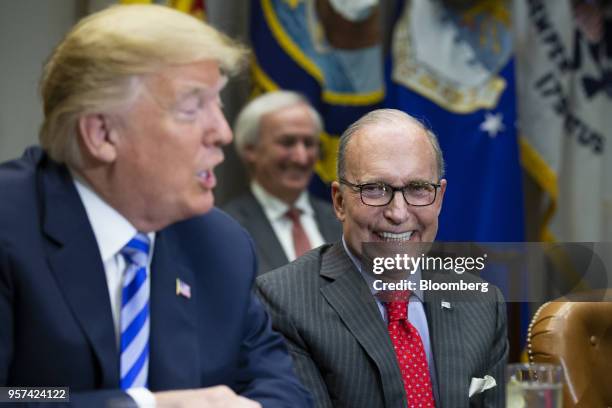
[197,170,211,180]
[379,231,413,241]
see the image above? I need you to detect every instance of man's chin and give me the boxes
[281,171,312,184]
[190,193,215,216]
[279,181,310,196]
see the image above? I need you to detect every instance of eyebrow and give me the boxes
[359,178,435,185]
[175,76,228,99]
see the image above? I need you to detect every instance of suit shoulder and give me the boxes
[256,244,331,289]
[222,192,256,210]
[0,147,45,233]
[222,193,257,220]
[309,194,334,213]
[0,147,43,193]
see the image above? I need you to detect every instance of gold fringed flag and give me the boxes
[119,0,206,20]
[250,0,385,198]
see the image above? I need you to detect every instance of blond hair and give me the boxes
[40,4,248,166]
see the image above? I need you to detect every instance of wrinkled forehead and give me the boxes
[345,122,437,180]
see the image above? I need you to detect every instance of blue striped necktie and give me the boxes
[119,233,151,389]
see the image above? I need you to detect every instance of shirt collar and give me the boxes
[71,171,151,263]
[341,236,424,302]
[250,181,314,221]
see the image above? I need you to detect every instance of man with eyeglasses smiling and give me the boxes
[256,109,507,407]
[225,91,341,275]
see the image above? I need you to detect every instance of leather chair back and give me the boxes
[528,293,612,407]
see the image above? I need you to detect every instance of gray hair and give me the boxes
[233,90,323,158]
[336,109,445,180]
[39,4,248,167]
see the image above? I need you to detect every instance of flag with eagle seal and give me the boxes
[386,0,524,242]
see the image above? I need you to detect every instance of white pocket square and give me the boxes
[469,375,497,397]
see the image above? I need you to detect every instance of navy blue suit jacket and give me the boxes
[0,147,312,407]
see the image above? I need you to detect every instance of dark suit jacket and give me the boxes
[255,244,508,408]
[0,147,312,408]
[223,191,342,274]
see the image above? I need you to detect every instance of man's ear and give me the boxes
[78,114,119,163]
[331,181,345,222]
[434,178,447,215]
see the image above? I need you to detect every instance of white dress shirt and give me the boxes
[342,237,440,403]
[72,174,156,407]
[251,182,325,261]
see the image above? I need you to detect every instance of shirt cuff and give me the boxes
[127,387,156,408]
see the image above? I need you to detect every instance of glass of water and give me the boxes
[506,363,563,408]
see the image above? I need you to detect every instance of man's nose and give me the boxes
[383,190,411,224]
[205,104,232,147]
[290,142,311,165]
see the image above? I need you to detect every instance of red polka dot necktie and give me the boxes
[285,207,311,258]
[385,293,435,407]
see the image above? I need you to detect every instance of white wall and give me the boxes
[0,0,80,162]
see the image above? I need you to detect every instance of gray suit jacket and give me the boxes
[255,243,508,408]
[223,191,342,274]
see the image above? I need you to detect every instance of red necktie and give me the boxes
[285,207,311,258]
[385,293,435,407]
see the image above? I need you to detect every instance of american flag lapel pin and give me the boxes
[176,278,192,299]
[441,300,452,310]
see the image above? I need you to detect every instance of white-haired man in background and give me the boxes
[224,91,341,274]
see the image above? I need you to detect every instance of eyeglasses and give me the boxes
[339,178,441,207]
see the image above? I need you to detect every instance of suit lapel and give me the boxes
[242,192,288,270]
[319,245,407,408]
[148,230,199,390]
[424,272,467,408]
[41,161,119,388]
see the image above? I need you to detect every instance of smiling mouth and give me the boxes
[377,231,414,242]
[284,167,311,176]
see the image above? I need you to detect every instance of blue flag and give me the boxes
[385,0,524,242]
